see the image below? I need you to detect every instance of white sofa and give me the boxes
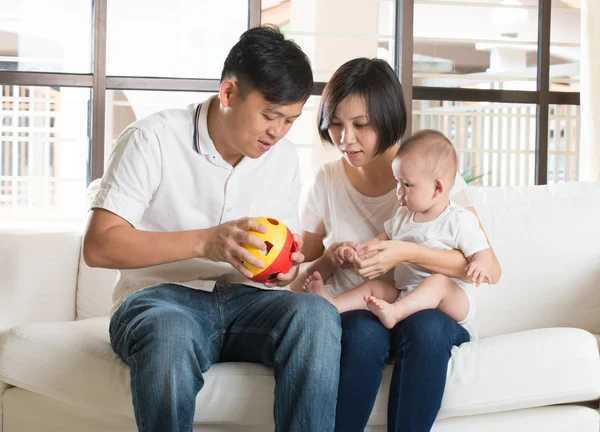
[1,182,600,432]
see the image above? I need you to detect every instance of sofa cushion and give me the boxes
[0,318,598,425]
[3,387,599,432]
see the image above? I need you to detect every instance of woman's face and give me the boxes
[327,95,379,167]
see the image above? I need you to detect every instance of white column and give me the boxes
[579,0,600,182]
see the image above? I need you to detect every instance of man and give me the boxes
[84,26,341,432]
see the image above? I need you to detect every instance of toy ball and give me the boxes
[242,217,297,283]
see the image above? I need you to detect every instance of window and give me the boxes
[261,0,395,82]
[0,0,584,226]
[0,0,93,73]
[0,85,91,224]
[106,0,247,79]
[411,0,581,185]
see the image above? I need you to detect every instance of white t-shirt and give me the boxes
[87,96,301,315]
[384,202,489,292]
[300,158,472,296]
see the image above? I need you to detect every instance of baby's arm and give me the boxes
[456,208,494,286]
[466,249,493,286]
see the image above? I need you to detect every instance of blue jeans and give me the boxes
[110,283,342,432]
[335,309,471,432]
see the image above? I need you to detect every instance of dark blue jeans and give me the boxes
[335,309,470,432]
[109,283,342,432]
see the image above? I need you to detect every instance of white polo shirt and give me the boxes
[87,96,301,315]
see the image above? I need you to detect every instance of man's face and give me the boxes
[229,89,305,159]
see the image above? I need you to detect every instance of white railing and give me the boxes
[413,101,580,186]
[0,87,583,222]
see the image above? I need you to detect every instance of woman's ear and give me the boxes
[433,178,445,198]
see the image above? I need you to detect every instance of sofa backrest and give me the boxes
[75,254,117,320]
[75,182,600,339]
[469,182,600,338]
[3,182,600,340]
[0,231,81,342]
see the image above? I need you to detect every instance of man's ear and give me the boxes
[219,78,237,108]
[433,178,445,198]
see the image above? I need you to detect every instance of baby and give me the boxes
[304,129,493,330]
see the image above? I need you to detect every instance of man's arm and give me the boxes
[83,208,269,279]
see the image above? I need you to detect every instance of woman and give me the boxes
[292,58,501,431]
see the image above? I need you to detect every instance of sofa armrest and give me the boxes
[0,380,11,432]
[0,231,80,336]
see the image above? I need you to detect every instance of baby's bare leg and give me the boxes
[365,274,470,329]
[305,273,397,313]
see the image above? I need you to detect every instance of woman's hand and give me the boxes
[353,239,416,279]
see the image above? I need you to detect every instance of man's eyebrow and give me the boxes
[266,107,302,118]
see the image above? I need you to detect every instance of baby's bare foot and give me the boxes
[364,295,399,329]
[303,272,332,299]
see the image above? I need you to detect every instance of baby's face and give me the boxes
[392,154,437,213]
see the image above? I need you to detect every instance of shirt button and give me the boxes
[226,207,233,212]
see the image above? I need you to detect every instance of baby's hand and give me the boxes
[466,261,492,287]
[334,245,357,267]
[326,242,357,268]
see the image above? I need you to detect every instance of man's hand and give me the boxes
[353,239,416,280]
[465,261,492,286]
[199,218,269,279]
[264,234,305,287]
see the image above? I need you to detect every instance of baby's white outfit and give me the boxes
[384,201,490,335]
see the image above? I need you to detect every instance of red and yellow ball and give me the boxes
[242,217,297,283]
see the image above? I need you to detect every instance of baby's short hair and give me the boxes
[396,129,457,185]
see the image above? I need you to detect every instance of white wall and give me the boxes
[579,0,600,181]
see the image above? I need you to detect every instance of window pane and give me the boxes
[286,95,339,183]
[0,85,91,225]
[262,0,396,82]
[547,104,580,183]
[0,0,92,73]
[106,0,248,78]
[105,90,214,165]
[413,0,538,91]
[412,100,537,187]
[550,0,580,92]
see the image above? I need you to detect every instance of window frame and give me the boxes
[0,0,581,187]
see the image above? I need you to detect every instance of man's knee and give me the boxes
[115,308,208,364]
[287,293,340,329]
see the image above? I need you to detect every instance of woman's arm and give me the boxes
[465,206,501,284]
[355,208,501,283]
[354,241,471,281]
